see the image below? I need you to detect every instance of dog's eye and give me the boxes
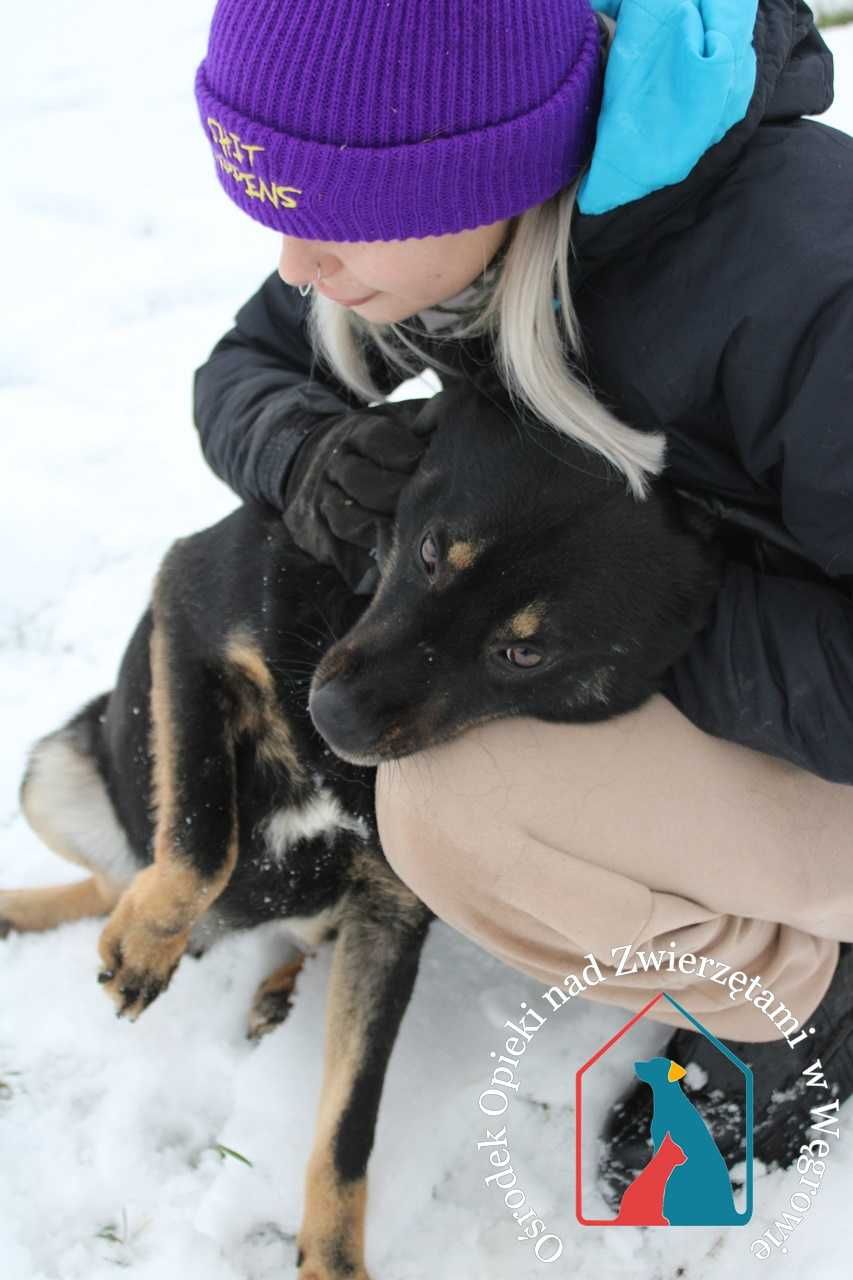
[420,533,439,574]
[504,645,542,668]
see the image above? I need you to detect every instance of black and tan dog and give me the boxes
[2,376,724,1279]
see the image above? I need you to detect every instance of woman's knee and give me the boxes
[374,755,433,899]
[373,705,627,896]
[373,716,528,902]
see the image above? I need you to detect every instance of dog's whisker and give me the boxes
[268,662,316,677]
[273,622,334,650]
[312,604,342,648]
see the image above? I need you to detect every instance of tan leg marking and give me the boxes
[296,859,427,1277]
[97,611,238,1019]
[0,875,120,934]
[247,954,306,1040]
[98,855,237,1019]
[298,1172,369,1280]
[297,930,372,1280]
[225,630,308,779]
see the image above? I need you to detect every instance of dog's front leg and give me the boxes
[297,868,431,1280]
[98,605,238,1020]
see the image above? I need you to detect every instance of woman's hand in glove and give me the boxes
[280,398,438,594]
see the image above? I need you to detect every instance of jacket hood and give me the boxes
[573,0,835,266]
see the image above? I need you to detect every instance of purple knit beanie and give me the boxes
[194,0,603,242]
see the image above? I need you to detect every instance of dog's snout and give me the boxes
[309,677,368,753]
[313,643,362,691]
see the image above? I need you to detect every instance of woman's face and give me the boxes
[277,216,511,323]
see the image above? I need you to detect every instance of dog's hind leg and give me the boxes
[3,701,137,936]
[296,858,432,1280]
[248,951,307,1041]
[0,878,120,937]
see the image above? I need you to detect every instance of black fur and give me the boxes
[13,375,725,1276]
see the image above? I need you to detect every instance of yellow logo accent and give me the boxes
[206,117,302,210]
[667,1060,687,1083]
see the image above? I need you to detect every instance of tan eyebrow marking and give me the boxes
[447,539,480,570]
[508,602,547,639]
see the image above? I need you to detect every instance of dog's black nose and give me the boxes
[309,678,370,754]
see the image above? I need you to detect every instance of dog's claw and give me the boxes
[139,982,163,1012]
[117,986,140,1016]
[97,896,187,1021]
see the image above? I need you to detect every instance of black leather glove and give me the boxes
[281,398,438,594]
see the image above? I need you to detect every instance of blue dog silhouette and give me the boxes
[634,1056,746,1225]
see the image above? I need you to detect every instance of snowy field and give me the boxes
[2,5,852,1279]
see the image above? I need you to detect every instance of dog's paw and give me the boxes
[297,1262,371,1279]
[0,891,20,937]
[97,874,190,1020]
[247,956,305,1041]
[247,987,294,1041]
[295,1242,371,1280]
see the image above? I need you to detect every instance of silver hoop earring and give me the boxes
[297,264,323,298]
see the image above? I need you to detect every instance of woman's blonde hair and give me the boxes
[305,178,667,501]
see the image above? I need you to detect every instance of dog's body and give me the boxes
[3,378,726,1279]
[637,1056,745,1225]
[20,511,400,950]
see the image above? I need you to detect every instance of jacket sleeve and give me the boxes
[660,284,853,784]
[659,562,853,784]
[192,271,403,509]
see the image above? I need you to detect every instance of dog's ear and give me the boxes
[411,372,517,443]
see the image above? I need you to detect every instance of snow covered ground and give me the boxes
[814,0,853,21]
[2,5,852,1278]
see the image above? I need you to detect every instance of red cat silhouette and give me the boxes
[613,1131,687,1226]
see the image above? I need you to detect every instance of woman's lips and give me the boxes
[318,284,378,306]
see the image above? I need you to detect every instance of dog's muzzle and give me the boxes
[309,677,374,757]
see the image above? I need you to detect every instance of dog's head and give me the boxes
[308,377,724,765]
[634,1057,688,1089]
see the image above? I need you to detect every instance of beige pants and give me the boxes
[375,693,853,1041]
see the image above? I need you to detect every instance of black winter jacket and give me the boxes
[193,0,853,785]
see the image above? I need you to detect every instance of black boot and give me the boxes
[597,941,853,1211]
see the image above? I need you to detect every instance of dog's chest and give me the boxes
[222,771,377,930]
[260,779,371,858]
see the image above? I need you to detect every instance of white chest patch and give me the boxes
[261,786,369,862]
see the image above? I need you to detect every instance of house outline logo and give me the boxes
[576,991,754,1226]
